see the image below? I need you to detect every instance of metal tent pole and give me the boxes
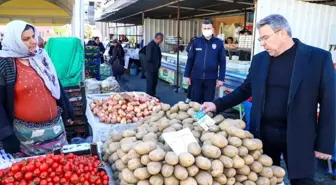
[174,0,180,93]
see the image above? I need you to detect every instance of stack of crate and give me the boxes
[64,83,89,142]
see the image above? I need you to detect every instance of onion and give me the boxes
[90,103,96,109]
[126,105,134,112]
[143,110,150,116]
[134,107,140,113]
[121,118,127,124]
[93,108,99,114]
[147,105,153,110]
[136,112,142,117]
[111,118,117,123]
[97,112,105,118]
[117,117,121,122]
[132,117,139,122]
[99,117,106,123]
[126,119,132,123]
[121,105,127,110]
[115,105,121,109]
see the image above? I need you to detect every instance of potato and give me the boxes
[147,126,159,133]
[211,134,228,148]
[235,175,248,182]
[195,156,211,170]
[161,103,171,111]
[121,142,135,153]
[147,162,162,175]
[121,168,138,184]
[238,146,249,157]
[137,180,150,185]
[158,120,170,131]
[209,125,220,132]
[111,133,123,142]
[203,140,212,146]
[163,127,176,133]
[140,155,150,165]
[252,139,263,150]
[163,143,172,152]
[210,160,224,177]
[219,120,241,131]
[187,108,195,117]
[189,102,201,111]
[179,152,195,167]
[271,166,286,178]
[226,126,246,139]
[244,131,254,139]
[149,175,164,185]
[187,142,201,156]
[219,155,234,168]
[213,114,225,124]
[270,177,277,185]
[180,177,197,185]
[134,167,150,180]
[195,171,213,185]
[173,165,188,181]
[250,161,263,173]
[128,158,143,170]
[258,155,273,167]
[243,139,258,150]
[277,177,284,183]
[128,149,140,159]
[237,165,250,175]
[217,131,228,138]
[165,152,179,165]
[170,123,183,131]
[135,141,156,155]
[182,118,194,125]
[169,105,179,113]
[228,137,243,147]
[187,165,199,177]
[215,174,227,184]
[143,133,158,141]
[260,167,273,178]
[149,148,166,162]
[109,142,121,153]
[164,176,179,185]
[120,155,129,164]
[123,130,136,137]
[115,160,126,171]
[200,132,215,141]
[222,145,239,158]
[256,177,270,185]
[111,152,119,162]
[161,164,174,177]
[224,168,236,178]
[226,177,236,185]
[178,103,190,111]
[249,150,262,160]
[235,183,243,185]
[248,172,258,181]
[233,156,245,169]
[178,112,189,120]
[201,145,221,159]
[243,180,257,185]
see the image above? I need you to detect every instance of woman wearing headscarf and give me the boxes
[108,39,125,81]
[0,21,74,156]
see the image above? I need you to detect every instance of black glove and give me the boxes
[1,134,20,154]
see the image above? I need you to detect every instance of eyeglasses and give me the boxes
[258,29,281,42]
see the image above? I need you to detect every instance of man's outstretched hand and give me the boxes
[201,102,217,113]
[315,151,332,160]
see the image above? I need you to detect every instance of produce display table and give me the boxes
[85,93,137,143]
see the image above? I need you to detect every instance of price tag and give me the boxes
[194,110,215,131]
[162,128,198,155]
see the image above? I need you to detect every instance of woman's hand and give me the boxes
[68,119,74,125]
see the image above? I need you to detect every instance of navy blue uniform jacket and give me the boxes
[184,36,226,80]
[214,39,336,179]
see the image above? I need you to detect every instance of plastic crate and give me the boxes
[65,125,88,142]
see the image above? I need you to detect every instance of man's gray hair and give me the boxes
[256,14,292,37]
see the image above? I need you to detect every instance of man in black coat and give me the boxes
[202,14,335,185]
[145,33,163,97]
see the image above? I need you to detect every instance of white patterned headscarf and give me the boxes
[0,20,60,99]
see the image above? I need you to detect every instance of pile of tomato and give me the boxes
[0,153,109,185]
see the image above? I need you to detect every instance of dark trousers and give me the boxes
[146,72,158,96]
[191,79,216,104]
[261,123,316,185]
[186,85,192,99]
[139,53,146,77]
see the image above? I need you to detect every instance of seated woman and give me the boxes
[0,20,74,156]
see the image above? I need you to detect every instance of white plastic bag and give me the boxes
[217,23,225,41]
[85,79,101,94]
[101,77,120,93]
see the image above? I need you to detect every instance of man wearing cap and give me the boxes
[145,33,164,97]
[184,20,226,104]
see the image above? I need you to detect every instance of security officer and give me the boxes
[184,20,226,103]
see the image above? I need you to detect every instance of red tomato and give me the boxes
[14,172,23,181]
[70,174,79,183]
[52,176,60,183]
[40,172,48,179]
[83,181,90,185]
[51,163,59,170]
[83,166,89,172]
[21,166,27,173]
[95,179,102,185]
[64,171,72,180]
[33,169,41,177]
[39,163,48,172]
[24,172,33,181]
[59,178,67,183]
[52,155,60,163]
[103,180,109,185]
[33,177,41,183]
[45,158,54,166]
[102,175,109,181]
[11,164,21,173]
[46,177,52,182]
[40,180,48,185]
[25,164,35,172]
[89,176,97,184]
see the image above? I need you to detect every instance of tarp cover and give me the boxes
[46,37,84,87]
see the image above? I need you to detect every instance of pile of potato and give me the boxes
[102,101,286,185]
